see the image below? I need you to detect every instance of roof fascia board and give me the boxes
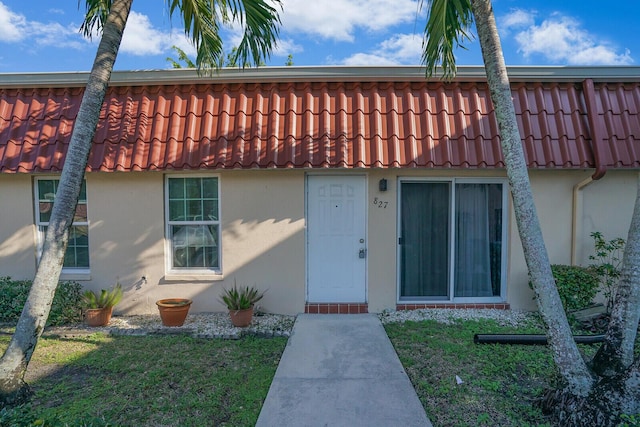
[1,65,639,88]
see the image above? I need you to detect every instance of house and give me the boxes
[1,66,638,315]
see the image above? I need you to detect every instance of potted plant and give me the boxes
[82,283,123,327]
[156,298,192,327]
[220,283,265,327]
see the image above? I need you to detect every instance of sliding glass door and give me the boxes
[399,179,506,301]
[400,182,451,298]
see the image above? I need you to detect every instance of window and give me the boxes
[398,179,506,301]
[166,176,220,272]
[35,178,89,270]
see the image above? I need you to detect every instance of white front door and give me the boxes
[307,175,367,302]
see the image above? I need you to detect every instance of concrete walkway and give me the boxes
[256,314,432,427]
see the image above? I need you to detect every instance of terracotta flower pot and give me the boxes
[229,306,254,327]
[85,307,113,327]
[156,298,192,327]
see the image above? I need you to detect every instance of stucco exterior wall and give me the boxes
[0,174,36,280]
[0,168,636,315]
[86,170,306,316]
[500,170,637,310]
[506,171,583,310]
[580,171,637,263]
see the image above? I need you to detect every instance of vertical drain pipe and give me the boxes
[572,79,608,265]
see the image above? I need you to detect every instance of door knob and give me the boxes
[359,248,367,259]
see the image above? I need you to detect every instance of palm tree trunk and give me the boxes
[469,0,594,396]
[0,0,133,406]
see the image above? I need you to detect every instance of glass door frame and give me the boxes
[396,177,509,303]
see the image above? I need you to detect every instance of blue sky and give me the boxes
[0,0,636,73]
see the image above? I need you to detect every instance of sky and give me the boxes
[0,0,637,73]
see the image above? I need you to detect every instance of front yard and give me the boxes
[3,311,631,426]
[0,332,287,426]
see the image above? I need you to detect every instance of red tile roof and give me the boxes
[1,67,639,173]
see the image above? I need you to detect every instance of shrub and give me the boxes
[550,265,600,312]
[219,282,265,310]
[0,277,83,326]
[82,283,123,309]
[620,414,640,427]
[588,231,625,313]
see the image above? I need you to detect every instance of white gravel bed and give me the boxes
[40,312,296,339]
[378,308,539,328]
[5,308,540,340]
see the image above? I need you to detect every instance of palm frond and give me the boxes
[169,0,281,73]
[420,0,474,80]
[79,0,112,38]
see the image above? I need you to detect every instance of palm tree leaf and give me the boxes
[79,0,112,38]
[231,0,282,68]
[420,0,474,80]
[169,0,280,72]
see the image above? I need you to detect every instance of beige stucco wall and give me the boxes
[0,174,37,280]
[86,170,306,316]
[505,170,638,310]
[0,168,636,315]
[579,171,637,263]
[506,171,581,310]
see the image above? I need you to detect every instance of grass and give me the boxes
[0,332,286,426]
[1,316,634,427]
[385,317,601,427]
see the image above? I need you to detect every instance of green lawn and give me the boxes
[385,317,594,427]
[0,333,286,426]
[2,317,630,427]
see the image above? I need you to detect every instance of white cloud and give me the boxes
[169,29,197,58]
[499,9,534,34]
[379,34,422,61]
[0,2,28,42]
[0,1,88,48]
[281,0,418,42]
[343,53,399,66]
[273,38,304,57]
[502,10,633,65]
[34,22,88,50]
[0,3,198,64]
[120,11,173,56]
[341,33,422,65]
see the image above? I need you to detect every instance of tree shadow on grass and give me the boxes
[1,333,287,426]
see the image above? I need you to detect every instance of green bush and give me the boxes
[528,265,600,312]
[550,265,600,312]
[0,277,83,326]
[589,231,625,313]
[620,414,640,427]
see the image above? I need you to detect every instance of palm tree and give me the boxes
[420,0,639,424]
[166,45,197,68]
[0,0,281,406]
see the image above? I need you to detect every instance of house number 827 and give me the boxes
[373,197,388,209]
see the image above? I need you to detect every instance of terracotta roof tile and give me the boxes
[1,76,639,173]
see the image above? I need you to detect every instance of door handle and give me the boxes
[359,248,367,259]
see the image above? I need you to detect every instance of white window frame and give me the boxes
[34,177,90,275]
[164,174,222,277]
[396,177,508,303]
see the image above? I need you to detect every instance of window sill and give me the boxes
[59,272,91,281]
[163,273,224,283]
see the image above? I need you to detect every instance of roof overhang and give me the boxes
[2,65,640,88]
